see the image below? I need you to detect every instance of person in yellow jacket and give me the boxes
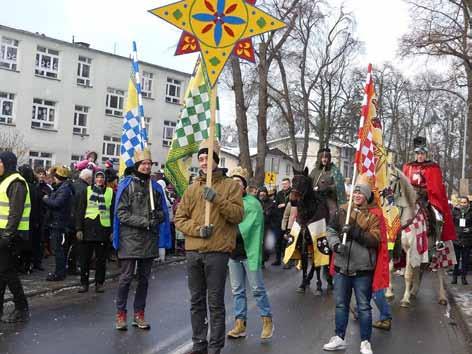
[75,171,114,293]
[175,139,244,354]
[0,151,30,323]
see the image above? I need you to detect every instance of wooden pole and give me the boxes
[342,163,359,245]
[204,84,218,226]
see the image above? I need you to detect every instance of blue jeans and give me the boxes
[334,272,373,341]
[373,289,392,321]
[50,229,66,277]
[228,259,272,319]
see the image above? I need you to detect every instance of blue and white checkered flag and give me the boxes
[120,42,147,173]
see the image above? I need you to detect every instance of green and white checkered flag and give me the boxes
[165,59,220,196]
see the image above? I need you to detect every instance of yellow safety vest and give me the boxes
[85,186,113,227]
[0,173,31,231]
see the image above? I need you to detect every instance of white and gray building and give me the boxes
[0,24,190,170]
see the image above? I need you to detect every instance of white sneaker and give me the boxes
[323,336,346,351]
[360,340,373,354]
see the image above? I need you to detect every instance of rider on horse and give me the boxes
[402,136,456,247]
[309,147,346,220]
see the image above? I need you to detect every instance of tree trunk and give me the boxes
[255,42,269,185]
[231,57,253,177]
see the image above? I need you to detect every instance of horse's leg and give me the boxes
[437,267,448,305]
[385,259,395,300]
[401,246,413,308]
[297,244,308,293]
[314,267,322,292]
[410,266,421,299]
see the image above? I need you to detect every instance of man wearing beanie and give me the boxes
[323,178,380,354]
[43,165,74,281]
[113,148,170,331]
[0,151,30,322]
[75,170,114,293]
[175,139,244,354]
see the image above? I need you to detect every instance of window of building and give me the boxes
[73,105,88,135]
[285,163,291,176]
[35,46,59,79]
[265,157,279,173]
[142,71,153,98]
[163,120,177,147]
[165,78,181,104]
[189,167,199,176]
[29,151,53,169]
[220,157,226,168]
[77,56,92,87]
[0,37,19,71]
[0,91,14,124]
[143,116,151,139]
[71,154,82,165]
[102,136,120,163]
[105,88,124,116]
[31,98,56,129]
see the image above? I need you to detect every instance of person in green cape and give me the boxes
[227,167,274,341]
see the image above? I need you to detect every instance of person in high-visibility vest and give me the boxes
[75,171,114,293]
[0,151,30,323]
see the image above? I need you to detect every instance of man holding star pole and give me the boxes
[150,1,285,353]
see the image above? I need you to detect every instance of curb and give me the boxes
[4,256,186,303]
[445,284,472,345]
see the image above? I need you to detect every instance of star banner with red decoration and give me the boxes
[149,0,285,87]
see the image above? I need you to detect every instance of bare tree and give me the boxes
[0,128,29,164]
[400,0,472,179]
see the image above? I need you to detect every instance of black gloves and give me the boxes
[333,243,346,255]
[149,210,165,229]
[199,225,214,238]
[203,186,217,202]
[341,224,363,242]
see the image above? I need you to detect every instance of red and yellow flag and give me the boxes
[356,64,401,245]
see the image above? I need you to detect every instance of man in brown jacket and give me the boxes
[175,139,244,354]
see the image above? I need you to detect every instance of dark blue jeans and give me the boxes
[453,244,471,276]
[373,289,392,321]
[334,272,373,341]
[50,229,66,278]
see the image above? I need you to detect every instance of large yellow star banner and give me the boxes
[149,0,286,86]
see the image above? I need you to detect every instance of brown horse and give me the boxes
[289,167,330,293]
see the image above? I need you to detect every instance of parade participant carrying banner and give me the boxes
[119,42,148,176]
[150,0,286,225]
[343,64,395,292]
[164,59,221,197]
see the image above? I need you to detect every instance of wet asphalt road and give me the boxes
[0,261,470,354]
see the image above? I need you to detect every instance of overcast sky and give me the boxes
[1,0,413,123]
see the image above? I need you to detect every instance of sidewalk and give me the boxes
[4,253,186,303]
[445,275,472,341]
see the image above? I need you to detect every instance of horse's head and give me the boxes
[388,165,418,223]
[290,167,313,206]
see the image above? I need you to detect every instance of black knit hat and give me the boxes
[0,151,17,174]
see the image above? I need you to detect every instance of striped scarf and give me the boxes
[90,186,106,211]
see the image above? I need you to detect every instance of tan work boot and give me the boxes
[372,319,391,331]
[115,311,127,331]
[132,310,151,329]
[260,316,274,339]
[227,318,246,338]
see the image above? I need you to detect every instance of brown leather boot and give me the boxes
[227,318,246,338]
[260,316,274,339]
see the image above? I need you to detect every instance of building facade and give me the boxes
[219,146,295,188]
[267,136,355,179]
[0,25,190,169]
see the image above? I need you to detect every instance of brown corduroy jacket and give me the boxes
[175,169,244,253]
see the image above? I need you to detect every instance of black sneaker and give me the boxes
[78,285,89,293]
[46,273,66,281]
